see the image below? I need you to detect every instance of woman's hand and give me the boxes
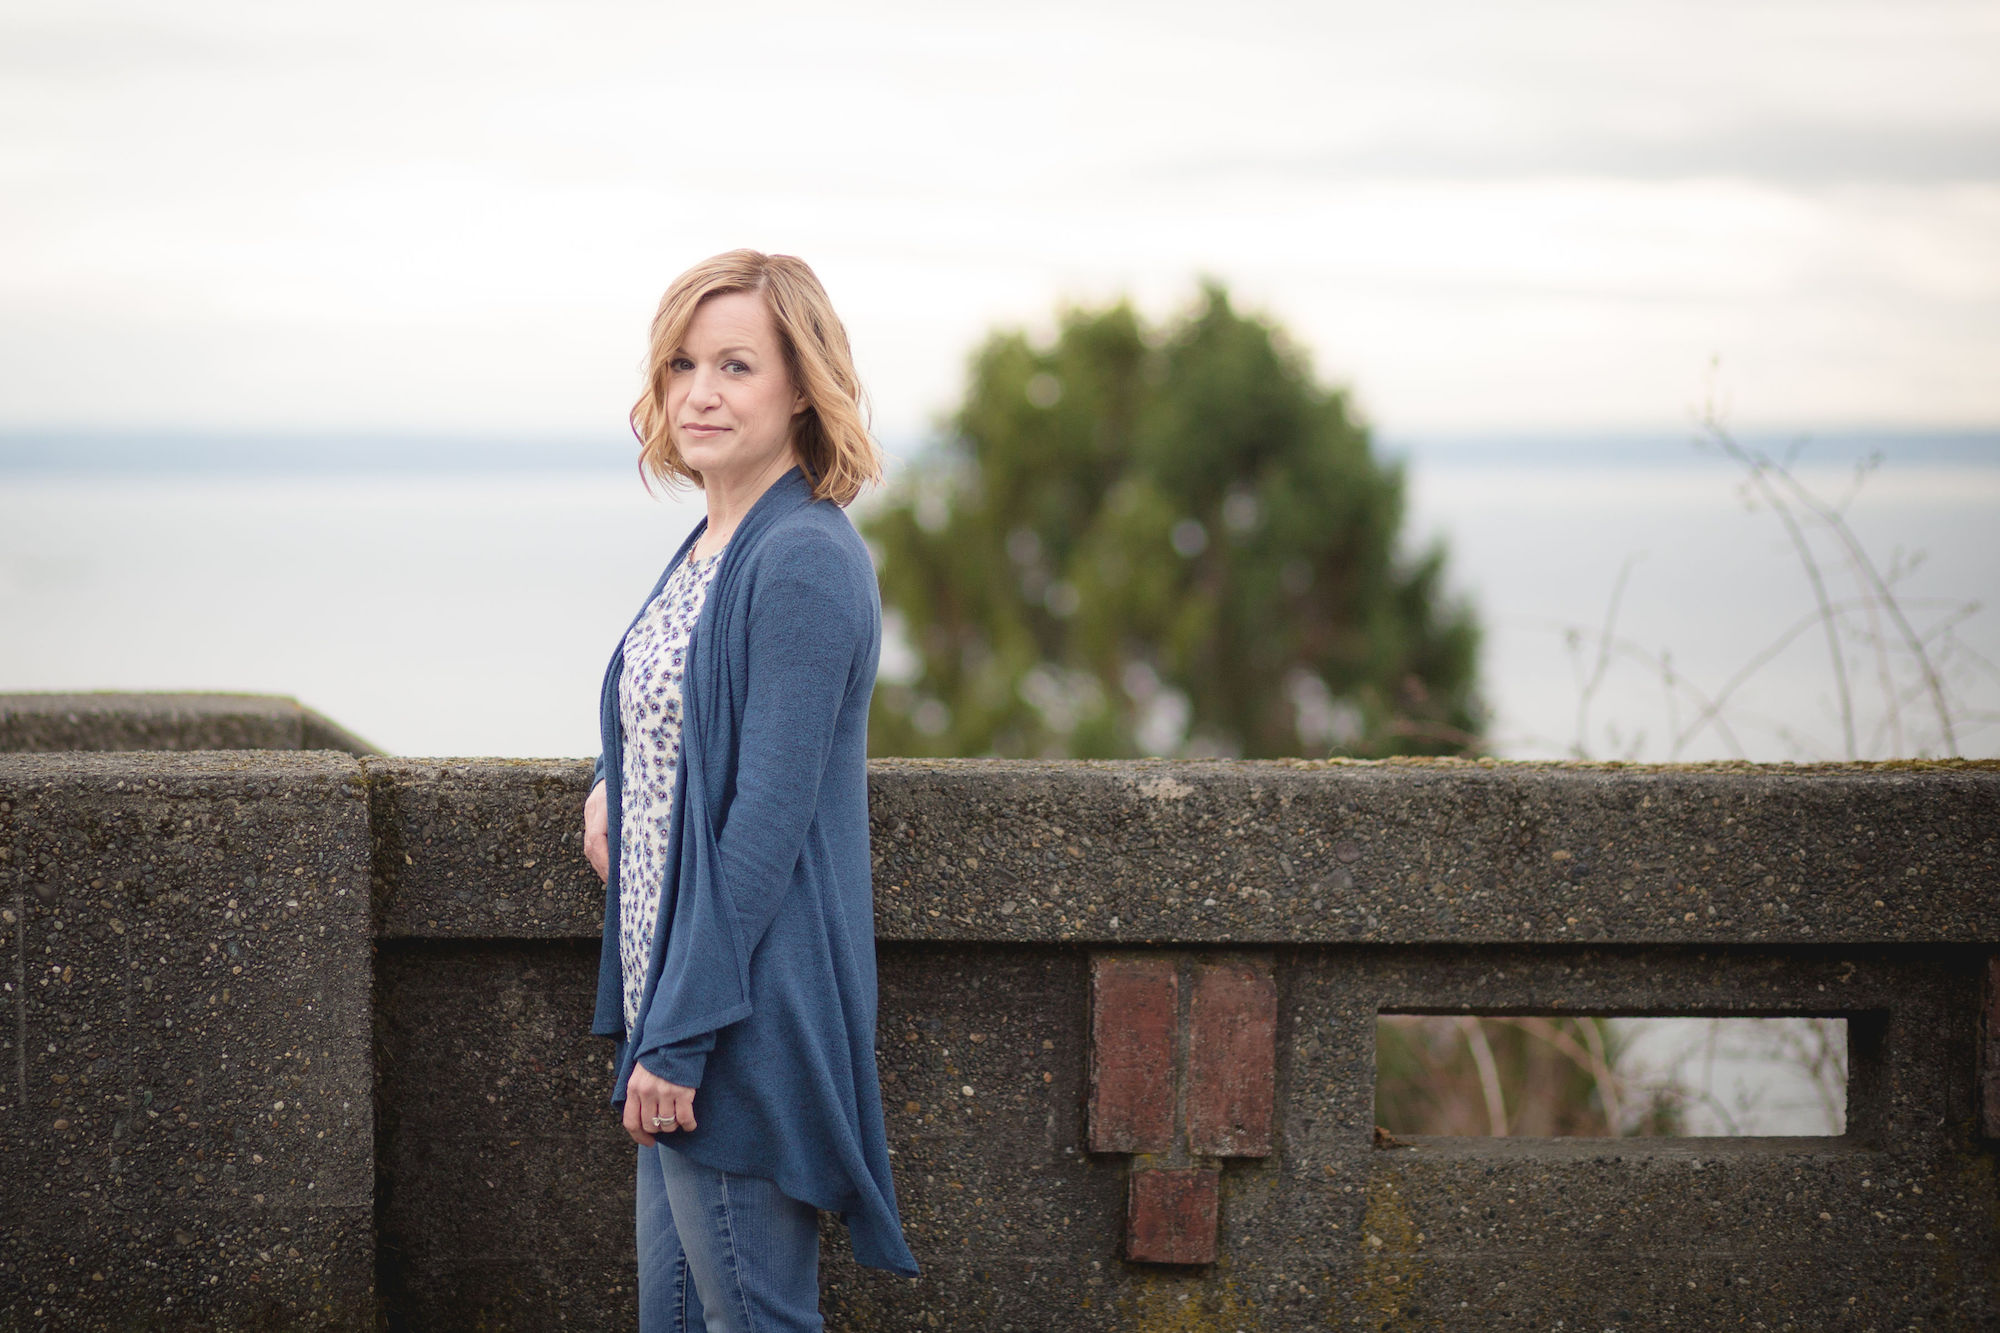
[584,780,609,884]
[623,1063,698,1146]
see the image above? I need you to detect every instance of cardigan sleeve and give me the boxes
[628,528,871,1089]
[712,530,871,950]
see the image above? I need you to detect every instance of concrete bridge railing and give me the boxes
[3,745,1997,1329]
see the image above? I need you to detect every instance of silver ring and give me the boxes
[650,1115,674,1130]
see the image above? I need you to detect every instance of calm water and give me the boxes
[1404,460,2000,761]
[3,452,1996,759]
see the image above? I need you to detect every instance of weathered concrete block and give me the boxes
[822,947,1118,1327]
[1087,955,1177,1154]
[1983,956,2000,1138]
[365,758,602,939]
[374,940,631,1329]
[0,753,374,1329]
[1126,1168,1218,1265]
[867,758,2000,945]
[5,751,1997,1329]
[0,692,377,756]
[1264,946,1992,1330]
[1187,957,1276,1157]
[819,937,1994,1328]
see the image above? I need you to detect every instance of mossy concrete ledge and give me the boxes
[0,692,379,757]
[865,757,2000,945]
[5,751,2000,1330]
[366,756,2000,946]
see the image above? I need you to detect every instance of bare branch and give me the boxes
[1695,406,1858,757]
[1761,441,1959,754]
[1456,1016,1510,1136]
[1572,556,1642,759]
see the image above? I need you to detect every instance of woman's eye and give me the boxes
[668,356,694,372]
[724,360,749,374]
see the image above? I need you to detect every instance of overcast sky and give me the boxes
[4,0,1996,442]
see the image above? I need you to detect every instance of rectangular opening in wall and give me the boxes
[1374,1015,1847,1138]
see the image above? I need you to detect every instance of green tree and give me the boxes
[864,283,1483,759]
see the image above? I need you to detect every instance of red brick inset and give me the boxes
[1982,956,2000,1137]
[1089,955,1178,1153]
[1187,958,1277,1157]
[1127,1167,1220,1264]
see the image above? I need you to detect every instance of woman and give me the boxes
[581,250,918,1332]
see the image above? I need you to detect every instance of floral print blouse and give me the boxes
[616,543,726,1036]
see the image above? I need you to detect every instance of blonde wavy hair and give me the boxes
[630,250,882,506]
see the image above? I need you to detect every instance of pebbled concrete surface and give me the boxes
[373,939,631,1329]
[0,752,375,1330]
[4,749,1998,1329]
[819,944,1995,1331]
[866,757,2000,946]
[365,757,601,940]
[367,755,2000,947]
[0,693,378,757]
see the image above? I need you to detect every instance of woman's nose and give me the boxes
[689,366,723,407]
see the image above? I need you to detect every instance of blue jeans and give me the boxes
[637,1143,822,1332]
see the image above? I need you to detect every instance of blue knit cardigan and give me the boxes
[591,464,917,1276]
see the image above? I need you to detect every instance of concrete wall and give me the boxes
[4,751,1997,1330]
[1,754,375,1330]
[0,693,378,757]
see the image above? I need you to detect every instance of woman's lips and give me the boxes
[682,424,730,436]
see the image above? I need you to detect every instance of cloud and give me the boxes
[1158,122,2000,189]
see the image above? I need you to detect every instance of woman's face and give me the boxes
[667,290,807,490]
